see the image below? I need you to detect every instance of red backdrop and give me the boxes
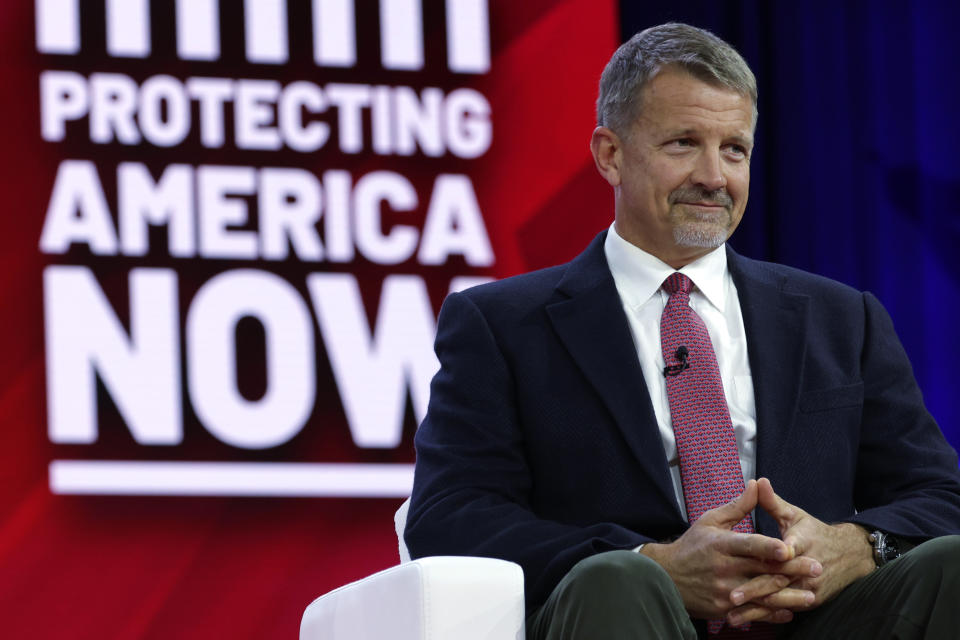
[0,1,618,637]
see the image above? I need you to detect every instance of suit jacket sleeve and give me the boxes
[844,291,960,537]
[404,290,651,610]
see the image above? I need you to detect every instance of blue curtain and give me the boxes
[619,1,960,452]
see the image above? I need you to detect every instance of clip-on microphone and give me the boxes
[663,346,690,377]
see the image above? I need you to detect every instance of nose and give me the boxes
[690,148,726,191]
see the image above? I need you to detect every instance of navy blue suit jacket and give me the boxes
[405,231,960,611]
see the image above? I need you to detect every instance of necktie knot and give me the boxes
[662,272,694,296]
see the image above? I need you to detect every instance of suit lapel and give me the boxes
[546,233,680,513]
[727,248,809,506]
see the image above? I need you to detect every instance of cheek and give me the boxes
[728,169,750,202]
[653,166,692,200]
[624,169,664,204]
[627,156,693,204]
[730,178,749,226]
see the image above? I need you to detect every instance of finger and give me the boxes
[730,573,790,606]
[727,604,794,627]
[783,532,807,558]
[722,531,792,562]
[754,608,795,625]
[757,587,816,611]
[774,555,822,577]
[700,479,759,528]
[730,554,823,578]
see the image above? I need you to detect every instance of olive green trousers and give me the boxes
[526,535,960,639]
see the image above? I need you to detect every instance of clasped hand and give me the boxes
[640,478,875,626]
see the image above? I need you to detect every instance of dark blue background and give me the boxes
[620,1,960,455]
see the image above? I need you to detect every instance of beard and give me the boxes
[668,187,735,248]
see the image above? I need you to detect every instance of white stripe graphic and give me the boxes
[177,0,220,60]
[313,0,355,67]
[244,0,289,64]
[380,0,423,70]
[36,0,80,54]
[38,0,490,74]
[106,0,151,58]
[50,460,415,497]
[446,0,489,73]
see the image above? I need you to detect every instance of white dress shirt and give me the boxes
[604,224,757,521]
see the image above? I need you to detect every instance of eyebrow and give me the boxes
[663,129,754,147]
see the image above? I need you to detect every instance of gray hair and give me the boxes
[596,23,758,135]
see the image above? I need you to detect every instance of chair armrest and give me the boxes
[300,556,525,640]
[395,498,411,563]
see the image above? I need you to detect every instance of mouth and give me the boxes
[677,201,728,209]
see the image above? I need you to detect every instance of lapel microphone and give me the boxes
[663,346,690,377]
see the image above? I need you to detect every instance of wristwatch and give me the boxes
[869,530,901,567]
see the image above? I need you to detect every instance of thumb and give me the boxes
[700,479,758,529]
[757,477,800,531]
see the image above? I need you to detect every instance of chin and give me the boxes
[672,223,729,249]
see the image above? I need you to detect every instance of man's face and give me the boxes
[603,67,754,267]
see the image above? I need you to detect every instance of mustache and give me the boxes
[669,187,733,209]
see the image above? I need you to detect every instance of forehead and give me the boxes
[635,68,755,137]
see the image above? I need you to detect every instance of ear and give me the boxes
[590,126,623,187]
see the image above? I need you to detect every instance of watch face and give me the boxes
[882,538,900,562]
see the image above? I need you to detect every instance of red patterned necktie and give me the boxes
[660,273,768,637]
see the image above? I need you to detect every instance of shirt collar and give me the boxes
[603,223,729,312]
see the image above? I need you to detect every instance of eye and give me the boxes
[665,138,695,151]
[724,144,749,160]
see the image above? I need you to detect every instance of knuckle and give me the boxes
[709,576,726,593]
[711,596,729,613]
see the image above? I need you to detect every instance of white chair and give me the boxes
[299,499,526,640]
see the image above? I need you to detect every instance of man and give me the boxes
[405,22,960,638]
